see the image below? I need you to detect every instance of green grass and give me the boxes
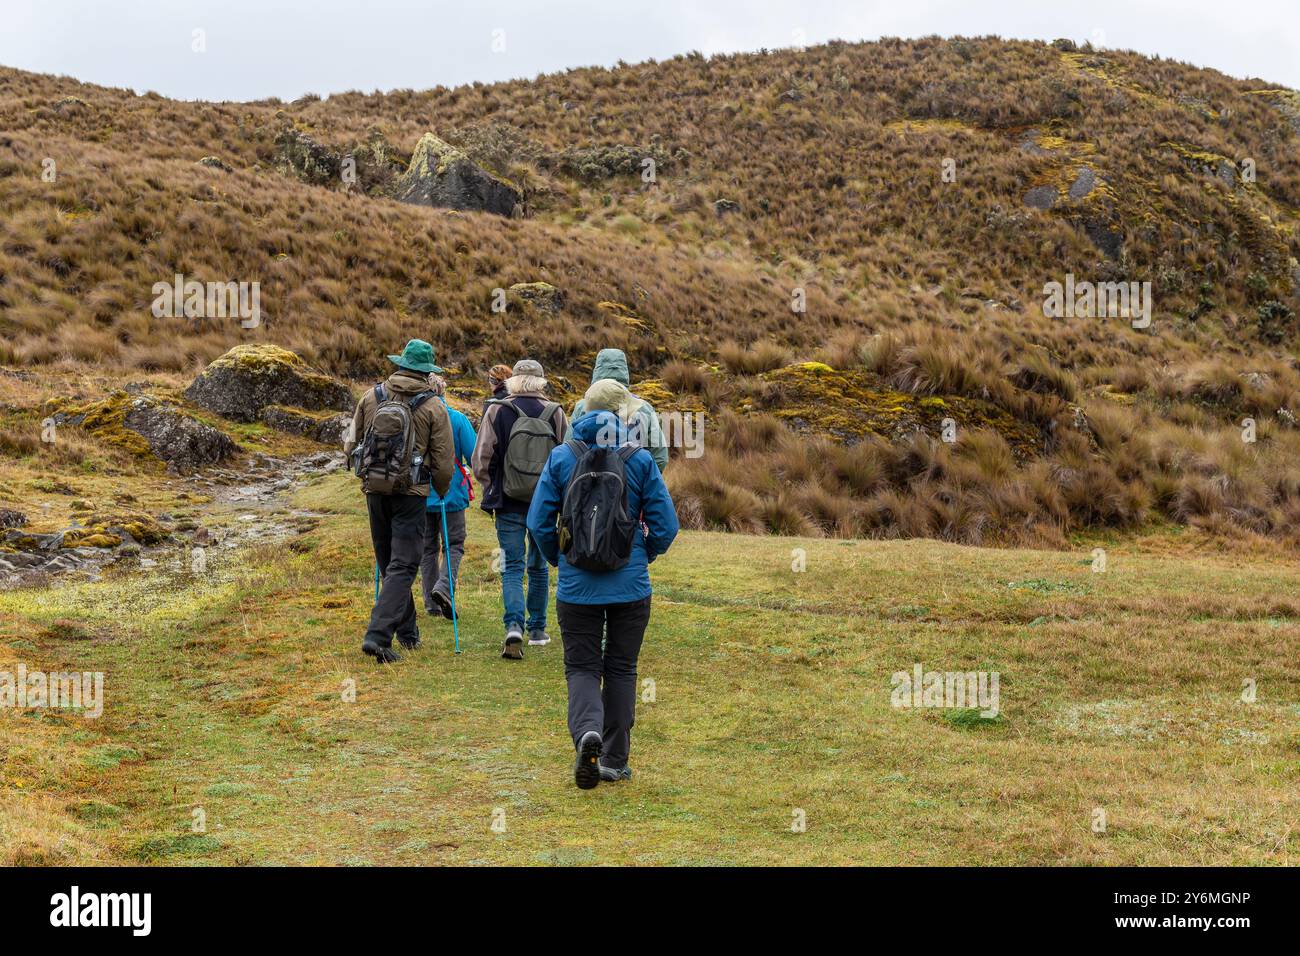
[1,472,1297,865]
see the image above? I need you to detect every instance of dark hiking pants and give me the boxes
[421,507,466,612]
[557,597,652,770]
[364,494,426,648]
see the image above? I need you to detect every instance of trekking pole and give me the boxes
[373,562,380,602]
[440,499,460,654]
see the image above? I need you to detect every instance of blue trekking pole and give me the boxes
[440,499,460,654]
[373,562,380,601]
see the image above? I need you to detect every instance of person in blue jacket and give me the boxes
[527,382,679,789]
[421,376,477,620]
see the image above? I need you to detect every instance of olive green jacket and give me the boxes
[345,369,454,497]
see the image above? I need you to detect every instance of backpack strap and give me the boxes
[374,383,386,403]
[564,438,589,459]
[616,444,639,463]
[408,390,436,412]
[540,401,562,424]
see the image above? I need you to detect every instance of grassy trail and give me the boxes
[2,472,1297,865]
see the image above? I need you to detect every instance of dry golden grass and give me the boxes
[1,36,1298,543]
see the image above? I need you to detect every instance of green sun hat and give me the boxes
[388,339,443,374]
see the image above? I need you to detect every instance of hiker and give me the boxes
[421,374,476,621]
[571,348,669,472]
[527,378,679,788]
[344,339,454,663]
[472,359,569,659]
[485,363,513,410]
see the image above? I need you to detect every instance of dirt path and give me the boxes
[0,451,348,588]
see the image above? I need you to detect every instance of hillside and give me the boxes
[2,37,1300,545]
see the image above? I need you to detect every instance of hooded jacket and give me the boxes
[425,398,477,512]
[571,348,669,472]
[527,410,679,605]
[345,369,454,498]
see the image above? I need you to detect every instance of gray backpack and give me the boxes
[493,398,562,501]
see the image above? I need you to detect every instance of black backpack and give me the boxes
[352,383,436,494]
[557,439,639,571]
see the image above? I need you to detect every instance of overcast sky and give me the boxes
[3,0,1297,101]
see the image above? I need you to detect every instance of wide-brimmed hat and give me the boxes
[388,339,443,374]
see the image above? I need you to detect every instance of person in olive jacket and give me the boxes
[345,340,454,663]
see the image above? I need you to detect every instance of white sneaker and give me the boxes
[527,629,551,646]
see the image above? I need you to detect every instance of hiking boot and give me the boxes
[574,731,602,790]
[362,641,400,664]
[397,631,421,651]
[430,590,454,621]
[527,629,551,646]
[598,763,632,783]
[501,626,524,660]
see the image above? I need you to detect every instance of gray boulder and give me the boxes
[391,133,521,216]
[185,345,355,423]
[123,398,239,473]
[275,128,341,186]
[260,405,351,446]
[1023,185,1059,210]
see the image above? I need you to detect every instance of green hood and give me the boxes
[590,348,630,387]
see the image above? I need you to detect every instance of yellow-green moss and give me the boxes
[596,300,651,333]
[630,378,705,413]
[60,531,122,549]
[43,393,152,458]
[204,344,339,392]
[758,363,1040,454]
[207,344,306,373]
[884,118,975,136]
[79,510,169,545]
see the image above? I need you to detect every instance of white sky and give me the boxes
[2,0,1297,101]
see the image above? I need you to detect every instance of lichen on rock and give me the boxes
[391,132,522,216]
[185,344,355,423]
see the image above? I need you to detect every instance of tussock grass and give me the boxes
[1,37,1299,544]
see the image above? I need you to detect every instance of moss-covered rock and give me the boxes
[47,391,238,471]
[79,510,170,545]
[508,282,564,312]
[184,344,355,423]
[391,132,521,216]
[60,530,122,549]
[756,363,1041,456]
[45,391,156,458]
[260,404,350,445]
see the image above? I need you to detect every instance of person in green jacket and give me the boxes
[571,348,668,472]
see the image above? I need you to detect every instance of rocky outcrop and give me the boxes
[260,405,351,445]
[508,282,563,313]
[47,391,237,470]
[391,132,521,216]
[0,509,26,529]
[123,398,239,473]
[184,345,355,423]
[274,128,341,186]
[1023,185,1058,210]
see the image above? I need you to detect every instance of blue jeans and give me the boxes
[494,511,549,632]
